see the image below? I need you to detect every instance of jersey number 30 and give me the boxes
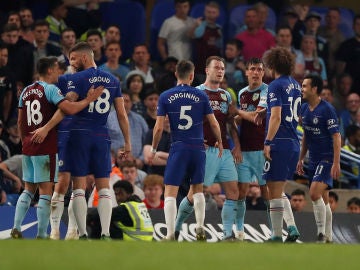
[285,96,301,122]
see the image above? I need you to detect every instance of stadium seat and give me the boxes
[99,1,146,60]
[149,1,176,62]
[228,4,277,38]
[339,8,355,38]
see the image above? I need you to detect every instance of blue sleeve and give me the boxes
[157,94,166,116]
[319,58,327,81]
[268,82,282,108]
[224,90,232,105]
[194,22,206,38]
[57,75,68,95]
[44,84,65,105]
[325,104,340,134]
[258,86,268,108]
[18,88,26,108]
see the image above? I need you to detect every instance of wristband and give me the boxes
[264,139,272,146]
[150,147,157,154]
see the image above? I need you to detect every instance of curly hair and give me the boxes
[263,47,295,76]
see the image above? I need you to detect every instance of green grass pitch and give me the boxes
[1,240,359,270]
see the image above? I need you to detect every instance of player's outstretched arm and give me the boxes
[331,132,341,180]
[228,120,242,163]
[114,97,131,157]
[59,86,104,115]
[149,116,165,165]
[263,106,281,161]
[296,134,308,175]
[31,108,65,144]
[206,113,223,157]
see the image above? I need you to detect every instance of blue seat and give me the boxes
[149,1,176,62]
[99,1,146,60]
[228,4,277,38]
[339,8,354,38]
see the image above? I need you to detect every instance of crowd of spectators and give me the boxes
[0,0,360,209]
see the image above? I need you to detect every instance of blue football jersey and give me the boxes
[157,84,213,146]
[65,67,122,129]
[57,73,73,132]
[301,100,339,161]
[266,75,301,151]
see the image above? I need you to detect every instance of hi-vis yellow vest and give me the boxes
[117,201,154,241]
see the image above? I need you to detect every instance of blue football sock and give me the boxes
[175,197,193,232]
[13,190,34,230]
[37,195,51,238]
[221,199,237,238]
[236,199,246,232]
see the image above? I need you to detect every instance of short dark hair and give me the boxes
[176,60,194,80]
[175,0,190,5]
[36,56,58,76]
[113,180,133,195]
[86,29,102,40]
[291,189,305,197]
[69,42,92,55]
[345,125,360,139]
[2,23,19,33]
[347,197,360,207]
[226,38,243,50]
[304,74,323,95]
[276,25,292,35]
[246,58,264,69]
[61,28,76,38]
[105,40,121,50]
[263,47,294,76]
[33,19,49,29]
[329,191,339,202]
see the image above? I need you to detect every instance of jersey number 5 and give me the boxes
[178,105,193,130]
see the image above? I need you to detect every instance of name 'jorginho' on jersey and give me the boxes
[157,84,213,146]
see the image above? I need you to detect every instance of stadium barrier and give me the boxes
[1,207,359,243]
